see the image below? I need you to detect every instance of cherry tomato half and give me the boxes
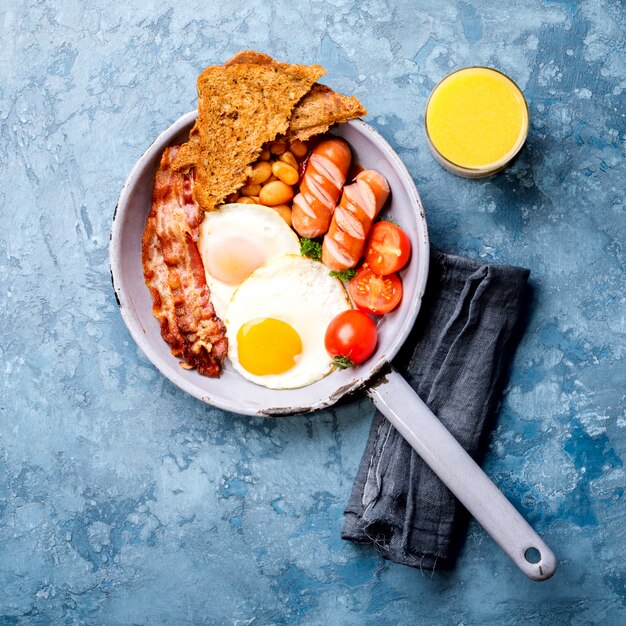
[325,310,378,367]
[365,221,411,275]
[347,268,403,315]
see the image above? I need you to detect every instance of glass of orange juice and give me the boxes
[425,67,529,178]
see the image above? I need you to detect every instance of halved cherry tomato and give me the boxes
[347,268,403,315]
[365,222,411,275]
[325,310,378,367]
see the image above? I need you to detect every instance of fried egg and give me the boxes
[197,203,300,317]
[224,255,351,389]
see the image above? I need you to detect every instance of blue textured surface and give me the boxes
[1,1,625,624]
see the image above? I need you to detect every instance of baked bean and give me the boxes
[259,148,271,161]
[241,182,262,197]
[272,204,292,226]
[279,151,298,170]
[225,192,239,203]
[265,174,279,184]
[270,138,287,155]
[290,139,308,158]
[236,197,256,204]
[259,180,294,206]
[271,161,299,186]
[249,196,260,204]
[249,161,272,185]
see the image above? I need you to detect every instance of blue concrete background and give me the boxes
[1,0,624,624]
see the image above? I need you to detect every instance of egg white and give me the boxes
[197,203,300,317]
[224,255,352,389]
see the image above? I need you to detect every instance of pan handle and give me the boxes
[366,366,557,581]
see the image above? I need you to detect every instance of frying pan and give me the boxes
[110,112,557,581]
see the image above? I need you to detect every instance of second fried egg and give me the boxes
[224,255,351,389]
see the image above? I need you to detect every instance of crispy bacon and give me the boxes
[142,146,228,376]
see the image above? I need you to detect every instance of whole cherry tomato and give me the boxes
[324,309,378,368]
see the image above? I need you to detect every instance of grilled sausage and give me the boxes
[291,138,352,238]
[322,170,390,271]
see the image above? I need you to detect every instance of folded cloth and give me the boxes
[342,249,531,570]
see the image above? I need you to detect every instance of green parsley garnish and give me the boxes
[329,268,357,282]
[331,355,355,370]
[300,237,322,261]
[377,215,398,226]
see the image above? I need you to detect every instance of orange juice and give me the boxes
[425,67,529,178]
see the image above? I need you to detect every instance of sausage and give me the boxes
[291,138,352,238]
[322,170,390,271]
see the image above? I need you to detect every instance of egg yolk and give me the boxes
[205,235,264,285]
[237,318,302,376]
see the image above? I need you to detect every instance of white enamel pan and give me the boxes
[110,111,557,580]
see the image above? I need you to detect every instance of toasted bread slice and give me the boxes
[174,55,324,211]
[173,51,280,173]
[172,51,366,210]
[171,126,201,173]
[225,50,275,66]
[286,84,367,141]
[227,52,367,141]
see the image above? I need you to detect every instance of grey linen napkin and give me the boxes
[342,249,531,570]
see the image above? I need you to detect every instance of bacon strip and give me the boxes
[142,146,228,376]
